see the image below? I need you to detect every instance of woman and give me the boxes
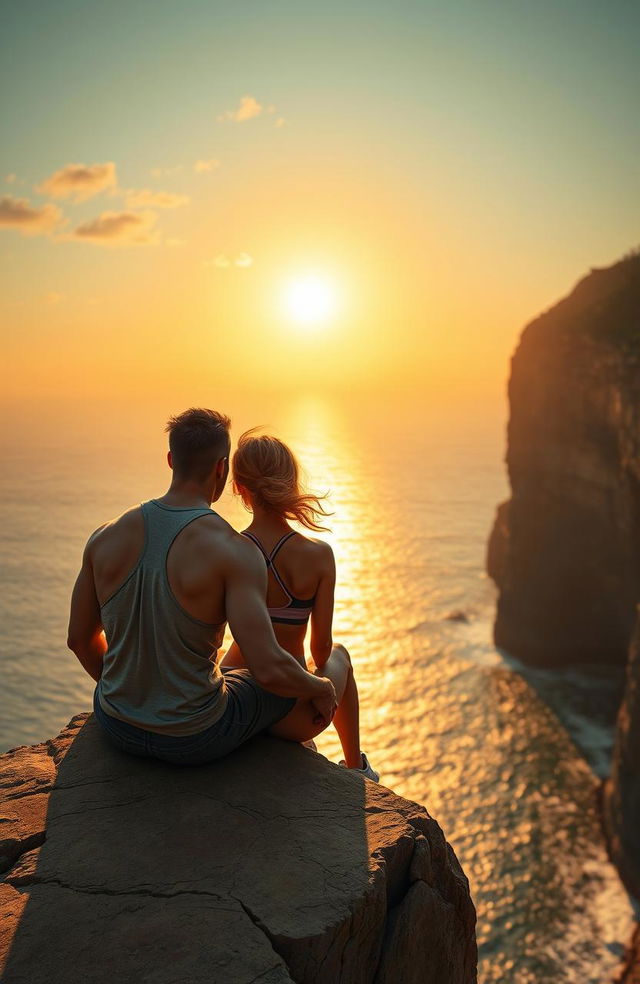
[222,430,378,780]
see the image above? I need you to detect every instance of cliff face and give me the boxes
[0,714,477,984]
[604,608,640,901]
[488,253,640,666]
[488,253,640,977]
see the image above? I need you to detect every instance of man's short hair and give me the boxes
[165,408,231,481]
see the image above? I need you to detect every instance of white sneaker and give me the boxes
[339,752,380,782]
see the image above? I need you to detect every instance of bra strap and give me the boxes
[241,530,296,602]
[269,530,297,562]
[241,530,270,563]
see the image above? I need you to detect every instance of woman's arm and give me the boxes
[309,543,336,670]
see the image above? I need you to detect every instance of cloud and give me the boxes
[150,165,183,178]
[234,252,253,268]
[274,118,285,128]
[217,95,265,123]
[205,252,253,269]
[5,173,17,184]
[72,210,157,246]
[37,162,117,202]
[0,195,62,235]
[194,158,220,173]
[165,238,187,248]
[125,188,189,209]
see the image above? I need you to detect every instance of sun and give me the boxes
[282,274,339,328]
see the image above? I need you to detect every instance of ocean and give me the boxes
[0,392,634,983]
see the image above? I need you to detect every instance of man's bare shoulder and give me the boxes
[184,520,264,586]
[199,520,264,568]
[86,505,143,552]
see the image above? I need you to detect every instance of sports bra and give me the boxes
[242,530,316,625]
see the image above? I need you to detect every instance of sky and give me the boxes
[1,0,639,421]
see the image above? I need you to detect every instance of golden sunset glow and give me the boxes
[282,274,340,328]
[0,2,637,418]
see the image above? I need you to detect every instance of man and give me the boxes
[67,407,344,765]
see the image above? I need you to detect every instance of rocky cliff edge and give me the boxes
[0,713,477,984]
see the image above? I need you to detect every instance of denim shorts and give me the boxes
[92,669,296,766]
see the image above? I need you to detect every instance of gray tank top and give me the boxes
[97,499,228,736]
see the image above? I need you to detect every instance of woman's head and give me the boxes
[232,430,331,531]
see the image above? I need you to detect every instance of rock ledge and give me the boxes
[0,714,477,983]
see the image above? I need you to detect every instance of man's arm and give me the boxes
[67,530,108,682]
[224,539,335,704]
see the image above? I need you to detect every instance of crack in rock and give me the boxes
[9,874,237,904]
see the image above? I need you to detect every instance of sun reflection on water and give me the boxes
[0,393,634,983]
[248,394,633,983]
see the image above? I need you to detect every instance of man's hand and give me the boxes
[311,677,338,728]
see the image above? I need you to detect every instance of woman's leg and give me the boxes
[269,643,351,743]
[330,649,362,768]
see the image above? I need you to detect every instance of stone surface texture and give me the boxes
[0,714,477,984]
[487,253,640,667]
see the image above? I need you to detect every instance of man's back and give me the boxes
[91,499,233,624]
[94,499,234,736]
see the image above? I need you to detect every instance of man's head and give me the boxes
[165,408,231,501]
